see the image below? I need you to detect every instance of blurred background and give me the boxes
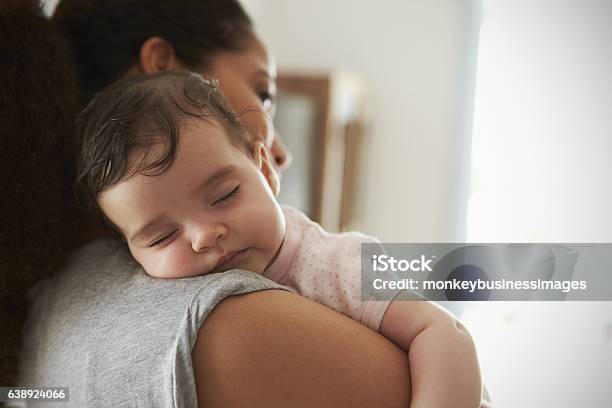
[42,0,612,406]
[245,3,612,405]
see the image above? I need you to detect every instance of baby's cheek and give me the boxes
[130,249,156,278]
[141,256,168,279]
[137,249,185,279]
[255,203,285,253]
[155,249,194,279]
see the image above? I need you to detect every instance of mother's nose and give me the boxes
[270,133,293,172]
[191,223,227,253]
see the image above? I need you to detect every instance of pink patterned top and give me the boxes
[263,206,392,332]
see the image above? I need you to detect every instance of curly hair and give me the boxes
[0,0,93,386]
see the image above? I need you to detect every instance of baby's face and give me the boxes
[99,119,286,279]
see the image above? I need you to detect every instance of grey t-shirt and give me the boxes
[19,239,289,407]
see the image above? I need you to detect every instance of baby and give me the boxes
[76,72,482,408]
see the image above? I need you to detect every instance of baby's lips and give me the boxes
[212,249,248,272]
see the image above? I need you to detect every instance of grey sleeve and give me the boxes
[19,239,290,408]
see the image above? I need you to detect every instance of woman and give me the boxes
[15,0,415,406]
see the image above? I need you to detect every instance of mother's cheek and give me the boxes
[241,109,274,147]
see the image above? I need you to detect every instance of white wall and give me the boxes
[468,0,612,243]
[462,1,612,406]
[244,0,480,242]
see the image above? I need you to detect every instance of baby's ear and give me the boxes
[254,142,280,196]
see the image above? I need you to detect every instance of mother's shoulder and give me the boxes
[67,237,132,268]
[51,238,286,305]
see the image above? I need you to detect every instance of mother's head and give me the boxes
[53,0,291,171]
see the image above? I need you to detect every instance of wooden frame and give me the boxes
[275,72,369,232]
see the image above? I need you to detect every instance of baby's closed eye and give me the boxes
[148,230,179,247]
[211,185,241,206]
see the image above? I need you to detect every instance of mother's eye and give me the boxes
[212,185,240,206]
[257,90,276,114]
[258,90,273,105]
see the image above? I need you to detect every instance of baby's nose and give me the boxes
[191,223,227,253]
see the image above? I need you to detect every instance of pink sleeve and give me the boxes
[361,299,394,332]
[280,228,394,332]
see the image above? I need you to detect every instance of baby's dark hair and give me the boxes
[76,71,253,219]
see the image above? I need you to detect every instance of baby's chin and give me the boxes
[210,248,271,275]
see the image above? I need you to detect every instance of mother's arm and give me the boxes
[192,290,412,407]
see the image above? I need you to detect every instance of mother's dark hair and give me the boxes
[53,0,254,99]
[0,0,93,385]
